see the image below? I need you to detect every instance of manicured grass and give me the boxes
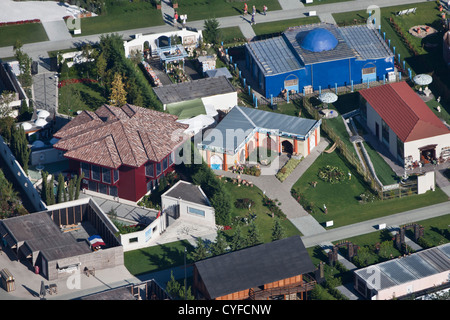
[177,0,281,21]
[0,23,48,47]
[252,16,321,37]
[222,178,302,241]
[292,151,449,227]
[220,26,246,45]
[426,99,450,125]
[363,141,399,186]
[58,82,107,116]
[124,240,195,275]
[412,214,450,247]
[74,0,164,36]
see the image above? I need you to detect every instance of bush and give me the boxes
[318,165,345,184]
[276,157,302,182]
[234,198,255,209]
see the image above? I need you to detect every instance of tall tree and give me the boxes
[203,18,222,45]
[75,172,84,200]
[230,224,246,251]
[109,73,127,107]
[68,178,74,201]
[57,173,65,204]
[40,171,48,205]
[10,125,30,173]
[96,52,107,85]
[246,221,263,247]
[211,231,228,256]
[0,91,16,118]
[190,237,210,262]
[271,218,286,242]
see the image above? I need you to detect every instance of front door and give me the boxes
[375,122,380,140]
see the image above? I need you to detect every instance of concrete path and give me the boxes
[278,0,305,10]
[239,21,257,40]
[42,21,73,42]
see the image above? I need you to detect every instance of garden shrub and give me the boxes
[276,157,302,182]
[234,198,255,209]
[318,165,345,184]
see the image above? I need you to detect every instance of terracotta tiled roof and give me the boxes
[54,104,189,169]
[360,81,449,142]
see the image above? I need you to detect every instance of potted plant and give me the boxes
[172,0,178,9]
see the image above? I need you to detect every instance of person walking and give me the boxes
[251,12,256,25]
[252,5,256,15]
[243,3,248,16]
[263,5,267,15]
[174,11,179,27]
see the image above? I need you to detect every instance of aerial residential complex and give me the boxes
[0,0,448,307]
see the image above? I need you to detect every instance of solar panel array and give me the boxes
[355,243,450,291]
[339,25,393,59]
[283,23,355,65]
[246,37,303,76]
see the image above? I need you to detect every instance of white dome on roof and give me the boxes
[21,122,32,130]
[35,118,47,127]
[37,110,50,119]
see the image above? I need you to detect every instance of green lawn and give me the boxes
[58,82,107,116]
[176,0,281,21]
[220,26,246,45]
[75,0,164,36]
[363,141,399,186]
[0,23,48,47]
[124,240,195,275]
[292,151,449,227]
[222,179,302,241]
[252,16,321,37]
[426,99,450,125]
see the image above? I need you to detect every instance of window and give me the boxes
[91,165,101,181]
[163,157,168,171]
[145,162,154,177]
[81,162,90,179]
[188,207,205,217]
[362,67,376,75]
[397,137,404,159]
[169,152,174,166]
[98,183,108,195]
[381,119,389,146]
[88,180,97,192]
[129,237,138,243]
[102,168,111,184]
[156,162,161,176]
[109,186,118,197]
[113,169,119,183]
[146,180,154,192]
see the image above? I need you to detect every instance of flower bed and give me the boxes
[276,156,303,182]
[0,19,41,27]
[58,78,99,88]
[318,165,345,184]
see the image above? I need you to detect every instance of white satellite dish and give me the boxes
[35,118,47,127]
[37,110,50,119]
[21,122,32,130]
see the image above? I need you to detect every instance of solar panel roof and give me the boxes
[246,37,303,76]
[283,23,356,65]
[338,25,393,59]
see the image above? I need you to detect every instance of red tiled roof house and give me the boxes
[359,82,450,168]
[53,104,189,202]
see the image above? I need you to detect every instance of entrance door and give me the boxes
[282,140,293,154]
[210,155,222,170]
[375,122,380,140]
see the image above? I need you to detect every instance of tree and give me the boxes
[10,125,30,174]
[0,91,16,118]
[210,231,228,256]
[68,178,74,201]
[190,237,210,261]
[109,72,127,107]
[271,218,286,241]
[210,188,232,226]
[18,99,32,122]
[40,171,48,205]
[57,173,65,204]
[75,172,84,200]
[96,52,107,84]
[230,224,246,251]
[0,116,15,144]
[166,271,194,300]
[203,18,222,45]
[247,221,263,247]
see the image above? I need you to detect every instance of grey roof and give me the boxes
[153,76,236,105]
[81,286,136,300]
[205,67,233,79]
[355,243,450,291]
[338,25,393,59]
[0,212,91,262]
[283,23,355,65]
[194,236,316,299]
[246,36,303,76]
[163,180,210,206]
[200,106,319,153]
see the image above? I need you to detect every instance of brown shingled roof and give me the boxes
[53,104,189,169]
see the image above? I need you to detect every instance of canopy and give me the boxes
[35,119,47,127]
[37,110,50,119]
[318,92,338,104]
[21,122,32,130]
[413,74,432,86]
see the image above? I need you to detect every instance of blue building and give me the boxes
[245,23,395,98]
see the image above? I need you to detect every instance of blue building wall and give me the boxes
[245,44,395,98]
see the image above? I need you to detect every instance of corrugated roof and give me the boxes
[153,76,236,105]
[200,106,319,153]
[54,104,189,168]
[355,243,450,291]
[339,25,393,59]
[194,236,316,299]
[360,82,450,142]
[246,36,304,76]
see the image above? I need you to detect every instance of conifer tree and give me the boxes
[247,221,263,247]
[57,173,64,204]
[271,218,286,242]
[109,73,127,107]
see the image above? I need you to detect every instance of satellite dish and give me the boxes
[37,110,50,119]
